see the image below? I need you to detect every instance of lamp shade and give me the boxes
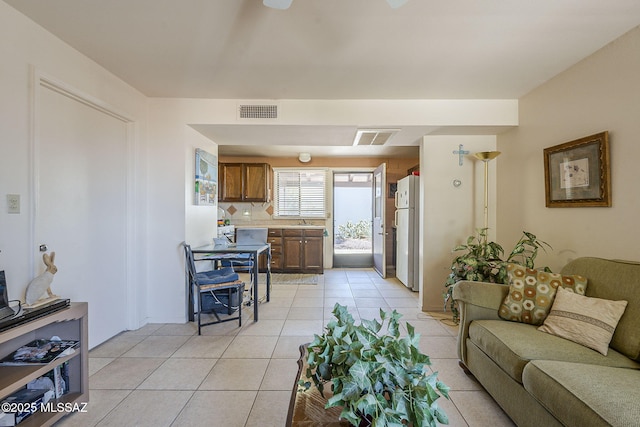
[474,151,501,162]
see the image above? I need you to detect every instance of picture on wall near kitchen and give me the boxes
[543,131,611,208]
[194,148,217,206]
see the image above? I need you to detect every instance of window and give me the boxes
[273,169,327,218]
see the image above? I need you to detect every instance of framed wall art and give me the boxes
[194,148,217,206]
[543,131,611,207]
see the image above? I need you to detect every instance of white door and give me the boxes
[35,80,129,348]
[372,163,386,278]
[395,208,409,286]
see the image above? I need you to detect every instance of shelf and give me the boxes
[0,303,88,426]
[17,392,84,427]
[0,350,80,397]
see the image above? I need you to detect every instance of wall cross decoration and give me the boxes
[453,144,470,166]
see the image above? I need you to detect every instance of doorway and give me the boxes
[333,172,373,268]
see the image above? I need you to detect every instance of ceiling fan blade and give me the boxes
[263,0,293,10]
[386,0,409,8]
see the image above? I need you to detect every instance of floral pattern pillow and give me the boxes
[498,263,588,325]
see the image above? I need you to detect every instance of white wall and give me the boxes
[145,99,220,323]
[419,135,498,311]
[0,2,149,345]
[497,25,640,271]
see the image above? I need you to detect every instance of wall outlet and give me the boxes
[7,194,20,214]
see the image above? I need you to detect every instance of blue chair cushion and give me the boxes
[196,267,239,285]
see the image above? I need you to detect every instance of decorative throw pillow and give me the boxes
[538,287,628,355]
[498,263,587,325]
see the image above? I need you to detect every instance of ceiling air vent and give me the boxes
[353,129,400,146]
[238,104,278,119]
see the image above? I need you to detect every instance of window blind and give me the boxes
[274,169,327,218]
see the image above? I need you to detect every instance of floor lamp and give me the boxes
[474,151,501,229]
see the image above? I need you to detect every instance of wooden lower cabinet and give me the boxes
[283,230,304,270]
[264,229,283,271]
[303,234,323,271]
[264,228,323,274]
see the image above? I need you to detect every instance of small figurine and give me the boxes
[25,252,60,307]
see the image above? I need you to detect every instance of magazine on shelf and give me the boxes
[0,387,53,426]
[0,339,79,366]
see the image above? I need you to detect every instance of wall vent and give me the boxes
[238,104,278,119]
[353,129,400,146]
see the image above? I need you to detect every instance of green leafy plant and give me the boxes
[443,228,551,323]
[337,219,372,240]
[299,303,450,427]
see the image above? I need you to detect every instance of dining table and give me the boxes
[190,243,271,322]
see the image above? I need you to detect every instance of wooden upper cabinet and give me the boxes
[219,163,272,202]
[220,163,243,201]
[244,163,269,201]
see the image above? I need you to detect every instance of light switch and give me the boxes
[7,194,20,214]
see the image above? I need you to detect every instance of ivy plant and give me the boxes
[443,228,551,323]
[299,303,450,427]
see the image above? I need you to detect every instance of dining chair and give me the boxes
[182,243,245,334]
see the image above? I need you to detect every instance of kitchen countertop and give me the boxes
[227,224,325,229]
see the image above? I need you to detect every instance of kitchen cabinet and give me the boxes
[303,230,324,271]
[263,229,283,271]
[283,229,304,271]
[255,227,324,273]
[281,228,324,274]
[219,163,271,202]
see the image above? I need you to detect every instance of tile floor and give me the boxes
[56,269,515,427]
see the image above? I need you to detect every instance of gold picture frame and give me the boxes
[544,131,611,207]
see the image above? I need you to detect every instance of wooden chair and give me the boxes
[183,243,245,334]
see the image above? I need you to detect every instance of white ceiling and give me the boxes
[6,0,640,158]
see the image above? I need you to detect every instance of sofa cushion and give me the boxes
[499,263,587,325]
[561,258,640,361]
[523,360,640,427]
[468,320,640,383]
[538,287,627,355]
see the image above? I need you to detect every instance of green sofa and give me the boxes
[452,257,640,427]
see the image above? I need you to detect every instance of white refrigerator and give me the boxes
[394,175,420,291]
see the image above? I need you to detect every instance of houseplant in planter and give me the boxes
[443,228,551,323]
[299,303,450,427]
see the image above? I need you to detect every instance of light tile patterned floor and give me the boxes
[55,269,515,427]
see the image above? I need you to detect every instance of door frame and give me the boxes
[332,170,374,268]
[327,167,375,269]
[372,163,387,278]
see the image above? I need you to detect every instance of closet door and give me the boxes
[35,81,129,348]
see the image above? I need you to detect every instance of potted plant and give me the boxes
[443,228,551,323]
[298,303,450,427]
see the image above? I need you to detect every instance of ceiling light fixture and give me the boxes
[263,0,408,10]
[386,0,409,8]
[298,152,311,163]
[263,0,293,10]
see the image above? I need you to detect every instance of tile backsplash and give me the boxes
[218,202,326,227]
